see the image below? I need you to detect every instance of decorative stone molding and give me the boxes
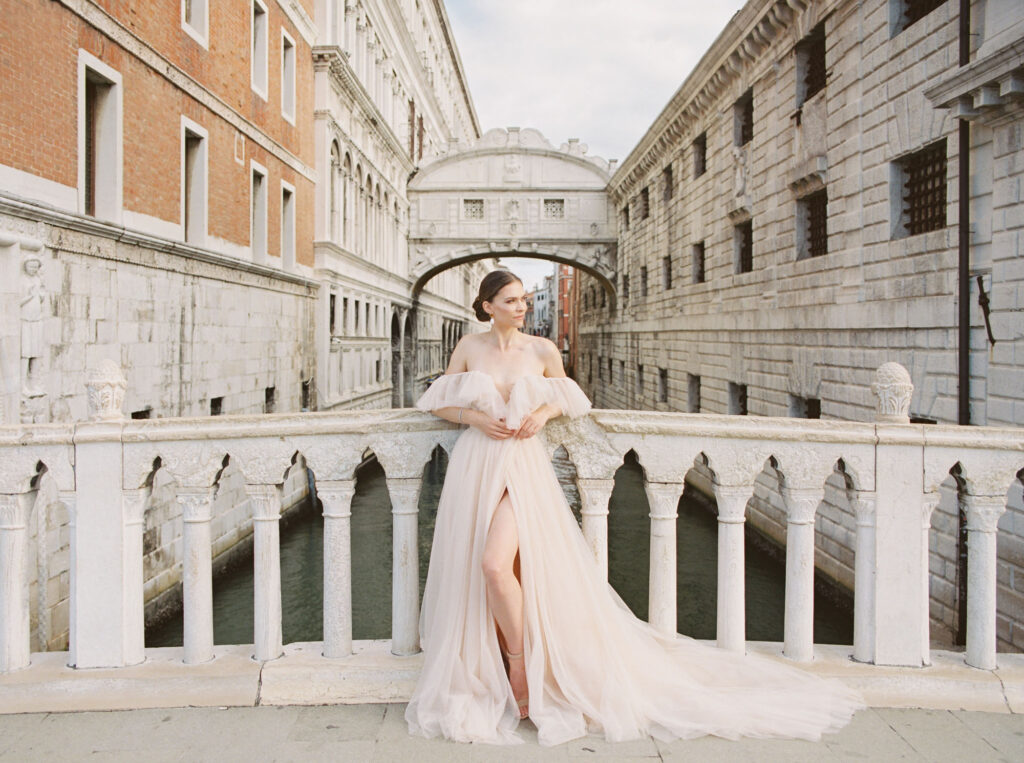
[86,360,126,422]
[781,486,822,525]
[963,495,1008,535]
[176,488,214,524]
[871,362,913,423]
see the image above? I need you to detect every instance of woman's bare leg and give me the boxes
[482,490,528,716]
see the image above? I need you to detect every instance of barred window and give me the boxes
[898,141,946,236]
[898,0,945,34]
[789,394,821,419]
[692,241,706,284]
[693,132,707,177]
[662,165,674,201]
[543,198,565,219]
[734,221,752,274]
[688,374,701,413]
[463,199,484,219]
[637,363,644,395]
[662,255,672,289]
[734,90,753,147]
[658,368,668,403]
[622,274,630,303]
[728,383,747,415]
[797,22,826,106]
[640,266,648,297]
[639,187,650,220]
[798,189,828,259]
[621,204,630,231]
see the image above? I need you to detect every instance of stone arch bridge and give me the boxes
[407,128,619,308]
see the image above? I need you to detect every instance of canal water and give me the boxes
[147,448,853,647]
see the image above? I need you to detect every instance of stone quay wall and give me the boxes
[577,0,1024,650]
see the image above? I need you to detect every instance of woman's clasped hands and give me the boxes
[470,408,552,440]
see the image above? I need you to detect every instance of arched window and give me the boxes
[330,141,340,241]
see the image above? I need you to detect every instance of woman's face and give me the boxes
[483,280,526,328]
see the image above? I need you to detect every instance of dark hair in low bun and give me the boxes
[473,270,522,322]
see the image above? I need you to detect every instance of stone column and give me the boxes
[645,482,683,635]
[178,487,215,665]
[249,484,283,662]
[713,484,751,653]
[920,494,940,665]
[577,478,614,578]
[320,480,356,658]
[0,494,29,673]
[963,495,1008,670]
[122,489,147,667]
[781,486,822,662]
[387,476,421,655]
[852,491,877,663]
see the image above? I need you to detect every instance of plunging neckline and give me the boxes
[457,369,546,405]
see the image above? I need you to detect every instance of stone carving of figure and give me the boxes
[732,146,747,198]
[505,199,520,220]
[20,256,45,396]
[503,154,522,182]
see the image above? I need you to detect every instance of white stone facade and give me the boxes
[576,0,1024,650]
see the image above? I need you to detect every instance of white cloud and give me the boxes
[445,0,747,162]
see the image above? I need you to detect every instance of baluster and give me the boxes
[852,491,877,663]
[387,476,421,655]
[963,495,1007,670]
[713,484,751,653]
[0,494,30,673]
[122,489,148,666]
[320,480,356,658]
[781,487,822,661]
[178,487,215,664]
[249,484,283,661]
[645,482,684,635]
[577,478,614,578]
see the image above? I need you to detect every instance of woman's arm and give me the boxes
[430,405,514,439]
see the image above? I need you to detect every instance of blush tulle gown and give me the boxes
[404,371,863,746]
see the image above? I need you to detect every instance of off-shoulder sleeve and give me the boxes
[545,377,592,418]
[415,372,501,417]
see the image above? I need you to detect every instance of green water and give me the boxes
[146,448,853,647]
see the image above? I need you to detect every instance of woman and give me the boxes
[405,271,862,746]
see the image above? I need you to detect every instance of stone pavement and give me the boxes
[0,703,1022,762]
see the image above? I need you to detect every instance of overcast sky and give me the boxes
[442,0,747,290]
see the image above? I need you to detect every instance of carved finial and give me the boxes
[86,359,127,421]
[871,362,913,423]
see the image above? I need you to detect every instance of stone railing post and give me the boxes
[577,478,614,579]
[320,480,356,658]
[963,495,1008,670]
[0,493,30,673]
[712,484,751,653]
[645,482,684,635]
[871,362,927,666]
[122,488,148,667]
[249,484,284,662]
[178,487,215,664]
[781,487,822,662]
[69,361,138,668]
[852,491,877,663]
[920,494,940,665]
[387,476,421,656]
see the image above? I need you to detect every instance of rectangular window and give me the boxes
[640,266,648,297]
[210,396,224,416]
[78,51,122,222]
[734,89,753,147]
[463,199,484,219]
[607,357,613,384]
[600,288,607,308]
[798,189,828,259]
[182,119,207,244]
[637,363,644,395]
[182,0,208,46]
[618,360,625,387]
[329,294,336,334]
[734,220,753,274]
[687,374,701,413]
[251,0,268,99]
[894,0,946,35]
[281,30,296,122]
[692,241,706,284]
[543,199,565,218]
[341,296,349,333]
[621,204,630,231]
[895,140,947,237]
[693,132,707,177]
[662,255,672,290]
[622,274,630,304]
[662,165,674,202]
[728,382,748,415]
[639,187,650,220]
[797,22,826,106]
[658,368,668,403]
[264,386,277,414]
[408,100,416,158]
[281,182,295,270]
[789,394,821,419]
[251,162,268,263]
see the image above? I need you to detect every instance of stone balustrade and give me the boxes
[0,364,1021,681]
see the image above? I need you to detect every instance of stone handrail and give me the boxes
[0,364,1021,678]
